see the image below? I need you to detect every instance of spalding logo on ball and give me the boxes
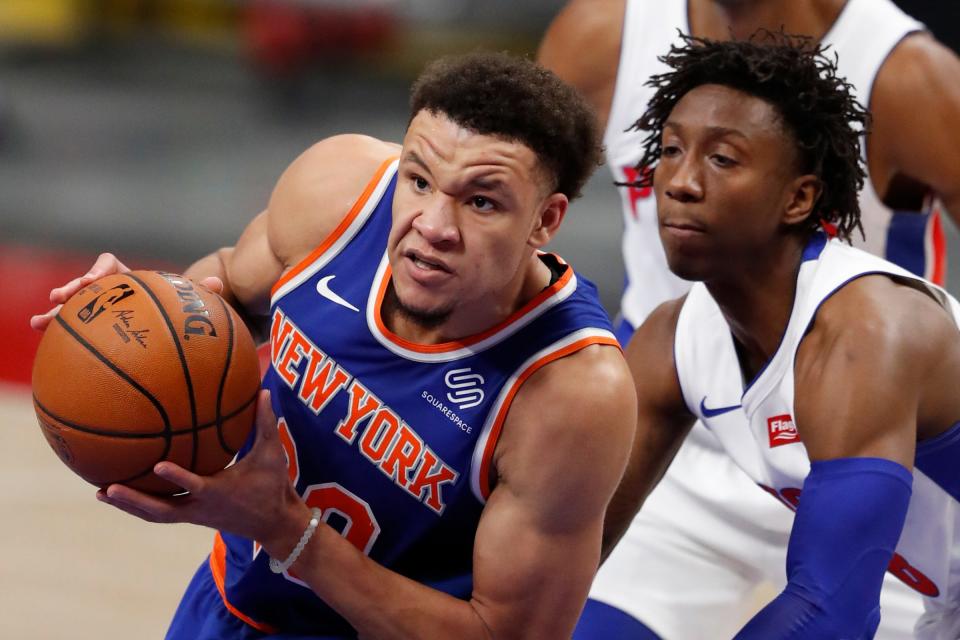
[32,270,261,494]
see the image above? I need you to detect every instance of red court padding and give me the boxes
[0,246,178,387]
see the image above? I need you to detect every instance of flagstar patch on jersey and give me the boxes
[767,414,800,448]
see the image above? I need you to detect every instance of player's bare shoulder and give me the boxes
[868,32,960,199]
[875,31,960,98]
[538,0,625,125]
[504,340,634,453]
[802,275,953,360]
[792,273,960,460]
[796,274,959,412]
[267,134,401,269]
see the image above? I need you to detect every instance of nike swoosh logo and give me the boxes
[316,275,359,312]
[700,397,741,418]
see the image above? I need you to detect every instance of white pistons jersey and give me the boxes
[674,235,960,622]
[607,0,939,331]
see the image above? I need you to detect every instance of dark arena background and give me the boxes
[0,1,957,637]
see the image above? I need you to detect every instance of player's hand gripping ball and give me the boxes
[32,271,260,494]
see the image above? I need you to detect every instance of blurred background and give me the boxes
[0,1,957,637]
[0,0,958,337]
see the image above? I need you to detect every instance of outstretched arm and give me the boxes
[735,275,957,638]
[99,343,636,638]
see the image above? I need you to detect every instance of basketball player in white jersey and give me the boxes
[606,31,960,639]
[540,1,960,637]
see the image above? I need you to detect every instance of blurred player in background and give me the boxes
[610,31,960,640]
[31,52,635,639]
[540,0,960,637]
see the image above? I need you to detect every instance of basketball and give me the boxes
[31,270,261,494]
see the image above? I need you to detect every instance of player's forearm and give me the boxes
[185,248,269,341]
[600,480,645,560]
[600,420,690,561]
[261,511,494,640]
[735,458,912,639]
[184,248,234,302]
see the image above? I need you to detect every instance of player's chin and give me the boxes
[392,283,454,324]
[396,295,454,328]
[661,236,719,282]
[664,253,714,282]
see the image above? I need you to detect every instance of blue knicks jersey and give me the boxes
[210,158,619,635]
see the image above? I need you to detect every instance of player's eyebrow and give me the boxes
[664,120,749,141]
[467,175,507,193]
[402,150,431,173]
[405,150,512,194]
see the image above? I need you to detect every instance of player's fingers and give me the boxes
[198,276,224,294]
[49,275,89,304]
[98,486,178,524]
[29,305,62,332]
[88,252,130,278]
[243,391,289,474]
[49,253,131,304]
[252,390,276,447]
[154,461,205,495]
[97,493,161,523]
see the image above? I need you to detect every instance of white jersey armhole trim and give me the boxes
[469,327,620,503]
[270,159,399,306]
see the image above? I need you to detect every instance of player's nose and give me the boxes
[412,196,460,247]
[663,156,704,203]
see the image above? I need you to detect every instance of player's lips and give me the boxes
[661,218,707,238]
[400,248,454,287]
[404,249,452,274]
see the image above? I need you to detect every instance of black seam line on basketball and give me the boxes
[213,294,235,455]
[110,465,154,487]
[32,389,257,440]
[128,272,199,468]
[51,315,173,450]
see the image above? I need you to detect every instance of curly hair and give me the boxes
[628,30,869,241]
[409,51,602,200]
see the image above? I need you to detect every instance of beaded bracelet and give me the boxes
[269,508,323,574]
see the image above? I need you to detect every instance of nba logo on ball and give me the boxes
[767,414,800,448]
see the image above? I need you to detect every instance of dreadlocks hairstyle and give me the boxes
[629,30,869,241]
[409,51,603,200]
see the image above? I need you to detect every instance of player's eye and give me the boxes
[661,145,681,158]
[471,196,496,212]
[711,154,736,168]
[412,175,430,192]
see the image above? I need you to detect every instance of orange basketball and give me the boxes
[32,270,261,494]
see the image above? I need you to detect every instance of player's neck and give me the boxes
[704,237,805,375]
[688,0,847,42]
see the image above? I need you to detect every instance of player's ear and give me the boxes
[782,174,821,227]
[528,193,568,249]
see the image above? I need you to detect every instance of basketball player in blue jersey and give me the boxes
[30,53,637,638]
[540,1,960,637]
[598,32,960,639]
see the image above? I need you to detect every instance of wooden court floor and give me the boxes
[0,383,213,638]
